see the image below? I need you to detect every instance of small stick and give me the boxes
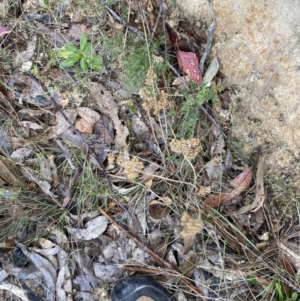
[98,207,207,300]
[123,265,179,277]
[200,0,216,73]
[149,1,163,44]
[100,1,145,40]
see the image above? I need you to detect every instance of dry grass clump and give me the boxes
[123,157,144,181]
[180,212,203,237]
[169,138,202,159]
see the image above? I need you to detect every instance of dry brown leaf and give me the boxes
[183,235,195,254]
[198,259,254,281]
[13,34,36,68]
[202,56,219,87]
[230,167,253,190]
[0,155,25,187]
[254,275,271,286]
[56,248,72,301]
[47,109,77,139]
[68,23,88,39]
[131,115,149,140]
[11,148,32,163]
[94,115,114,144]
[205,167,253,208]
[90,81,128,149]
[144,179,153,189]
[76,107,100,125]
[148,199,172,219]
[75,118,94,134]
[48,155,58,187]
[20,166,56,198]
[60,92,69,107]
[178,253,198,277]
[280,242,300,271]
[232,158,265,215]
[281,254,296,276]
[0,283,30,301]
[16,242,56,301]
[66,215,108,240]
[39,156,52,182]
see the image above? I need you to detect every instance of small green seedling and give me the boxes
[57,33,102,72]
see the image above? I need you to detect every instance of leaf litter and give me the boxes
[0,1,299,301]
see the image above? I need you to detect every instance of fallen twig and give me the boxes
[99,2,145,40]
[123,265,180,277]
[98,207,207,300]
[200,0,216,73]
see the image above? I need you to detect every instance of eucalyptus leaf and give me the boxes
[202,56,219,87]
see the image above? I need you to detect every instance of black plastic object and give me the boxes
[111,276,175,301]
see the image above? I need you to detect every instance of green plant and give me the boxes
[266,276,299,301]
[122,42,150,92]
[177,84,219,139]
[57,32,102,72]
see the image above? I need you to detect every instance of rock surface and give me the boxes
[176,0,300,187]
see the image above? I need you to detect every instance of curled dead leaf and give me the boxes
[148,198,172,219]
[205,167,253,208]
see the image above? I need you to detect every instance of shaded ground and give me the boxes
[0,1,299,301]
